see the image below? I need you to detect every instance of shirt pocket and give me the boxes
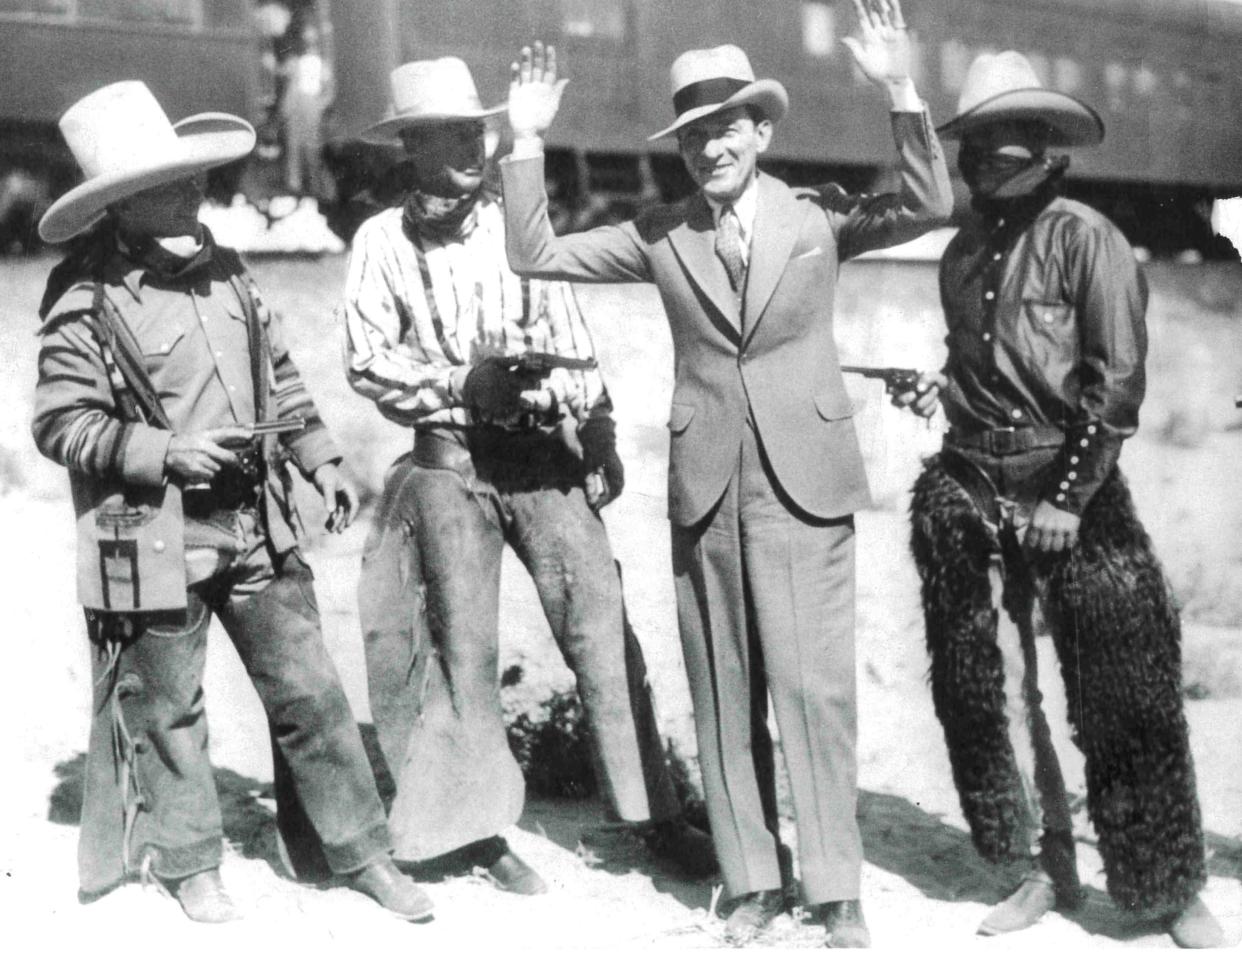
[814,387,855,421]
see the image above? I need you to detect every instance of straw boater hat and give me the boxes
[362,58,506,143]
[937,51,1104,147]
[38,81,255,244]
[648,45,789,142]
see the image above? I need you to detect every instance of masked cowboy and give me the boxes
[897,52,1224,948]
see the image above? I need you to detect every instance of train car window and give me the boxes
[800,1,838,59]
[1133,64,1159,99]
[0,0,72,15]
[1104,62,1128,111]
[562,0,627,41]
[1053,57,1084,94]
[77,0,202,26]
[939,39,971,93]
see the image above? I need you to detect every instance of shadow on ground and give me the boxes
[46,734,1240,941]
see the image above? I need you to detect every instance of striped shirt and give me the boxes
[341,198,606,429]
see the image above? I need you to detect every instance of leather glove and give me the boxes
[578,415,625,510]
[461,357,528,418]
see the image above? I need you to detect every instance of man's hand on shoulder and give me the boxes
[842,0,921,111]
[508,40,568,156]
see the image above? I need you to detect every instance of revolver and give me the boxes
[228,417,307,479]
[840,365,922,397]
[494,351,598,376]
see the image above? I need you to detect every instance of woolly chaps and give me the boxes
[909,454,1206,916]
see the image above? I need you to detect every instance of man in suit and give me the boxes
[499,0,951,947]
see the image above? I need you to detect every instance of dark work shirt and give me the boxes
[939,194,1147,515]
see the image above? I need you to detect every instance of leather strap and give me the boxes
[946,425,1064,456]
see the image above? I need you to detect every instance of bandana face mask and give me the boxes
[958,142,1069,201]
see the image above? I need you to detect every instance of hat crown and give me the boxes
[669,45,757,96]
[388,57,487,121]
[60,81,184,181]
[955,52,1045,116]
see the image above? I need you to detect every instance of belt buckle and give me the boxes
[990,426,1018,455]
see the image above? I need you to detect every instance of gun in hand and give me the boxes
[237,416,308,438]
[495,351,598,376]
[840,365,921,396]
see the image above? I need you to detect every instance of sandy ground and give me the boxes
[1,253,1239,963]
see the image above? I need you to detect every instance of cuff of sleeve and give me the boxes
[1043,425,1122,516]
[122,426,174,486]
[505,140,546,162]
[449,364,473,405]
[289,428,342,477]
[886,79,922,113]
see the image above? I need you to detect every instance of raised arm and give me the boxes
[832,0,953,259]
[501,42,651,284]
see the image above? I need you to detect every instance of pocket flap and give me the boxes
[814,388,855,421]
[667,401,696,433]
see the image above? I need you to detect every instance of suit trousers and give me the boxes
[671,418,861,905]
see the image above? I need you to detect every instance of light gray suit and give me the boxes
[500,109,951,903]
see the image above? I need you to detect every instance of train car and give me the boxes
[325,0,1242,252]
[0,0,261,248]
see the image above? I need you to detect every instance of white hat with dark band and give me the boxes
[648,45,789,142]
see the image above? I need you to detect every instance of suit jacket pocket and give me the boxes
[814,387,855,421]
[668,401,696,433]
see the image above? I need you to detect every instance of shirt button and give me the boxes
[997,218,1006,227]
[1043,311,1055,323]
[993,252,1003,261]
[229,385,237,392]
[1068,471,1078,480]
[982,332,992,342]
[159,343,170,353]
[984,291,995,300]
[152,540,166,553]
[1080,438,1089,447]
[216,351,223,358]
[1056,492,1066,502]
[1059,480,1070,490]
[1070,456,1080,465]
[1087,424,1097,434]
[1010,408,1022,419]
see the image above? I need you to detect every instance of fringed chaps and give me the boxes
[910,454,1206,917]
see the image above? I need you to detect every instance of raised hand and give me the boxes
[842,0,913,89]
[508,41,569,141]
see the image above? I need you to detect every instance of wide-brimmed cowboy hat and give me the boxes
[38,81,255,244]
[361,58,506,143]
[648,45,788,142]
[938,51,1104,147]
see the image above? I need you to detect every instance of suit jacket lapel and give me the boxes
[743,173,805,343]
[668,194,742,336]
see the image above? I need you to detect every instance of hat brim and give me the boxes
[647,80,789,142]
[360,104,507,143]
[937,89,1104,147]
[39,113,255,244]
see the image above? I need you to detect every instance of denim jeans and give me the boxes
[78,508,389,895]
[362,437,680,862]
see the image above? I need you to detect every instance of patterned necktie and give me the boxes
[715,205,746,294]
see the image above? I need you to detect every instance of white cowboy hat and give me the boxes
[38,81,255,244]
[361,58,506,143]
[648,45,789,142]
[938,51,1104,147]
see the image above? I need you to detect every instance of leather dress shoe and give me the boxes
[346,856,435,921]
[723,889,785,945]
[487,848,548,895]
[978,871,1055,936]
[1169,895,1225,949]
[822,899,870,948]
[170,868,240,923]
[640,817,718,877]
